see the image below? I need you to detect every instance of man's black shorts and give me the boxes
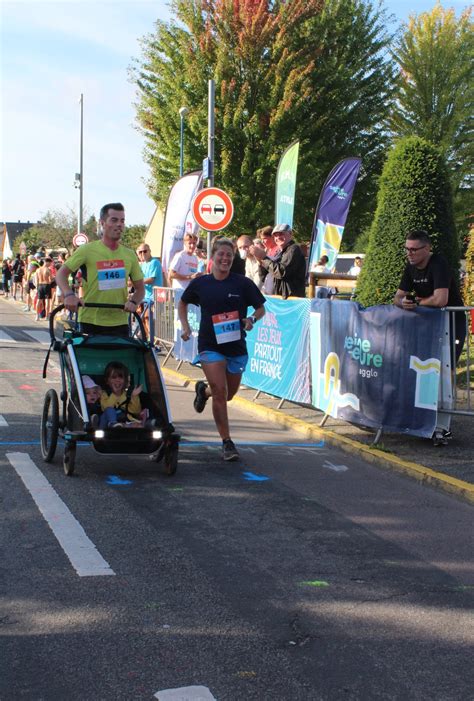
[37,283,52,300]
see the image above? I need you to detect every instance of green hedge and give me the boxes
[356,137,459,307]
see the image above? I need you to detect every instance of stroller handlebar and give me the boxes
[48,303,148,343]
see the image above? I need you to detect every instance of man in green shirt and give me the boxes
[56,203,145,336]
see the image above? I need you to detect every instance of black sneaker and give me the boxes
[222,439,239,462]
[432,429,450,447]
[193,381,209,413]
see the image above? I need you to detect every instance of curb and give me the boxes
[162,367,474,506]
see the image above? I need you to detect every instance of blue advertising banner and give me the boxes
[310,300,444,438]
[308,158,361,273]
[275,140,299,227]
[172,289,201,363]
[243,297,311,404]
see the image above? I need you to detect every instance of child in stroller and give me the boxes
[99,361,148,429]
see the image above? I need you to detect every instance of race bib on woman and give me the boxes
[212,310,241,344]
[97,260,126,290]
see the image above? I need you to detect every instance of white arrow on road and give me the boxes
[322,460,348,472]
[155,686,216,700]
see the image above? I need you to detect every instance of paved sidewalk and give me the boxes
[160,355,474,504]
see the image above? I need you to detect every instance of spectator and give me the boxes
[169,233,202,289]
[349,256,363,276]
[393,229,465,446]
[237,234,263,288]
[136,242,163,339]
[313,255,331,273]
[251,223,307,298]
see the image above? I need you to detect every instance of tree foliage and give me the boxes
[15,208,97,255]
[463,226,474,305]
[389,4,473,243]
[131,0,395,244]
[122,225,147,251]
[356,136,459,307]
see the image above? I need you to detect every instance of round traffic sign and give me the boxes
[191,187,234,231]
[72,232,89,247]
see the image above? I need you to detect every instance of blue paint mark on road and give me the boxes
[106,475,133,486]
[0,441,41,445]
[242,471,270,482]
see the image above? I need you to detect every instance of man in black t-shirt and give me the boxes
[394,229,465,445]
[394,229,465,360]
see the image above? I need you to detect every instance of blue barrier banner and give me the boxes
[172,289,200,362]
[310,300,444,437]
[243,297,311,403]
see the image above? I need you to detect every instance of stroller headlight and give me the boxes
[95,430,105,439]
[152,430,162,440]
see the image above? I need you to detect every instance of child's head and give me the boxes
[82,375,101,404]
[104,361,130,395]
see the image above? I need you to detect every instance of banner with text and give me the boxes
[308,157,361,273]
[310,300,444,438]
[275,140,299,227]
[161,171,203,278]
[243,296,311,404]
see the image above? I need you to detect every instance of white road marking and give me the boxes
[6,452,115,577]
[154,686,216,700]
[0,415,8,426]
[23,329,51,345]
[322,460,348,472]
[0,330,16,342]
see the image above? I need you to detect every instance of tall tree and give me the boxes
[389,4,473,243]
[131,0,395,243]
[356,136,459,307]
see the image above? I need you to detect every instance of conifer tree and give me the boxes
[356,136,459,307]
[389,5,473,244]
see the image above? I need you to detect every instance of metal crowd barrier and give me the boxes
[440,307,473,417]
[152,287,176,364]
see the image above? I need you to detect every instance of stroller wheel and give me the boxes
[163,444,178,476]
[63,442,76,476]
[40,389,59,462]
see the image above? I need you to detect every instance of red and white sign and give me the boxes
[72,232,89,247]
[191,187,234,231]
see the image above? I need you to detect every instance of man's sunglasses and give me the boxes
[404,246,427,253]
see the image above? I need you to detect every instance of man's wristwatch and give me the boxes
[249,315,257,325]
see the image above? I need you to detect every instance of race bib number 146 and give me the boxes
[97,260,126,290]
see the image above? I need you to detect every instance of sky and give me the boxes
[0,0,468,227]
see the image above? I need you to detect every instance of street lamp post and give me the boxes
[73,94,84,235]
[179,106,188,177]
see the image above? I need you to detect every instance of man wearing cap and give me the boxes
[56,203,144,336]
[251,224,306,298]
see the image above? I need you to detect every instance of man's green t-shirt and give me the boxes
[65,240,143,327]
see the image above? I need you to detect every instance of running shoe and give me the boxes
[222,438,239,462]
[193,380,209,413]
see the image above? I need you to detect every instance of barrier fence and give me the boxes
[152,287,473,434]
